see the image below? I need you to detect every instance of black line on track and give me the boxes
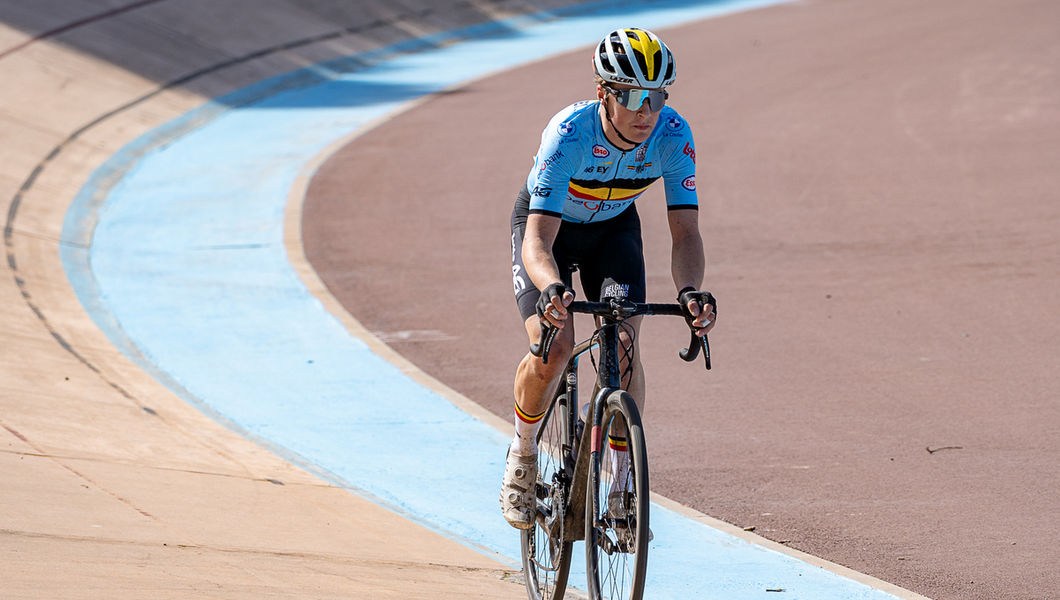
[0,0,168,60]
[1,0,540,408]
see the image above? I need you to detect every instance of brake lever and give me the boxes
[679,327,711,370]
[529,321,559,364]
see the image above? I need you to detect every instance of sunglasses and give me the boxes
[603,85,669,111]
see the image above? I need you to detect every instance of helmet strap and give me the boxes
[602,99,640,149]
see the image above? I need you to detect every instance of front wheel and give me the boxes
[585,390,650,600]
[521,393,574,599]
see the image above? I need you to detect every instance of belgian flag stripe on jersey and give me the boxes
[569,177,659,202]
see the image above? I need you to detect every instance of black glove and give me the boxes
[677,287,717,320]
[536,282,572,319]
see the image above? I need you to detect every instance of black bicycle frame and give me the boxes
[532,297,710,542]
[557,309,632,541]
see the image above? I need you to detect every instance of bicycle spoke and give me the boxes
[521,394,573,600]
[586,391,649,600]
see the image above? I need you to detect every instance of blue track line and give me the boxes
[61,1,910,598]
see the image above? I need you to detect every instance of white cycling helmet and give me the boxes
[593,27,676,89]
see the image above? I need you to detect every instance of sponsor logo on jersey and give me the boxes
[683,142,696,164]
[538,149,563,172]
[531,185,553,197]
[626,162,653,174]
[635,145,647,162]
[592,144,610,158]
[682,175,696,191]
[665,116,684,132]
[576,199,627,212]
[557,121,576,136]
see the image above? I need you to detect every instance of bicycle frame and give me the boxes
[555,307,644,541]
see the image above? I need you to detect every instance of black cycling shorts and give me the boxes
[510,186,646,322]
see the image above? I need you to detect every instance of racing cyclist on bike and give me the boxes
[502,27,717,529]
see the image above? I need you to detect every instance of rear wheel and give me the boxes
[521,392,574,599]
[585,390,649,600]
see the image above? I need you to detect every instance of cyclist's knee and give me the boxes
[551,326,576,356]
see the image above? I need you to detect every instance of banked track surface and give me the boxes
[1,1,600,598]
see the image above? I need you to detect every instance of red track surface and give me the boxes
[304,1,1059,599]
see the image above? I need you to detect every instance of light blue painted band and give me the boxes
[61,0,906,597]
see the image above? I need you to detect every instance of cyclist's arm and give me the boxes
[667,207,704,293]
[668,207,715,335]
[659,111,709,318]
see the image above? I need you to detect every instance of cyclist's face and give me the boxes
[598,84,663,145]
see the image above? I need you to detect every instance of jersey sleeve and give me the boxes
[661,114,698,210]
[525,112,581,217]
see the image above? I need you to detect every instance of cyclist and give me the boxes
[502,27,717,529]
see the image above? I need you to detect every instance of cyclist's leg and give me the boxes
[505,193,576,529]
[510,195,577,455]
[503,296,576,530]
[513,314,575,454]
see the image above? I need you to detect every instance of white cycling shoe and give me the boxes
[500,448,538,530]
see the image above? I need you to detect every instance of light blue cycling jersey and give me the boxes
[525,100,698,224]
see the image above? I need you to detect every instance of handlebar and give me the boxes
[529,299,711,370]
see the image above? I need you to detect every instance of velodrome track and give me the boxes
[2,1,1057,599]
[2,2,585,598]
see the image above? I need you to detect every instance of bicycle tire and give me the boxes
[521,393,574,600]
[585,389,650,600]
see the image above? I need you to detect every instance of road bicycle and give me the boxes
[521,281,712,600]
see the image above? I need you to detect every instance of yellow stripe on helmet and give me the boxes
[624,28,661,81]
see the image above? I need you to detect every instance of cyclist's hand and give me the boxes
[536,282,575,328]
[678,287,717,337]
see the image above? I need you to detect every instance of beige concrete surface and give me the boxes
[0,1,594,597]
